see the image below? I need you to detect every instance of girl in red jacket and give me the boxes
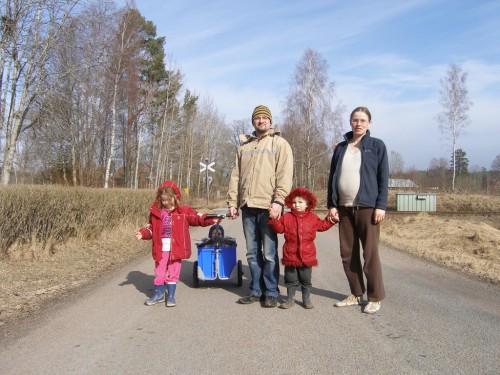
[135,181,218,307]
[268,187,334,309]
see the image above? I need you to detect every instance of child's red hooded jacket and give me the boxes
[138,181,212,262]
[269,187,334,267]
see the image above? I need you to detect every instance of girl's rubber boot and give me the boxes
[302,286,314,309]
[166,283,177,307]
[144,284,166,306]
[279,287,297,309]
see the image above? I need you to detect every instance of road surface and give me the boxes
[1,216,499,374]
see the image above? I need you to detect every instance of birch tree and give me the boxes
[150,67,183,188]
[0,0,81,185]
[436,64,472,192]
[23,1,120,187]
[104,7,145,188]
[282,48,344,190]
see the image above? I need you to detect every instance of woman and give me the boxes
[326,107,389,314]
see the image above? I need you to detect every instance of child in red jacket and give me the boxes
[135,180,219,307]
[268,187,334,309]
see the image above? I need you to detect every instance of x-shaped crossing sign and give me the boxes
[199,161,215,173]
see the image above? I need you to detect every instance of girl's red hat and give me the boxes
[284,187,317,210]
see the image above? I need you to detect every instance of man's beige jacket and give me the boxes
[227,127,293,210]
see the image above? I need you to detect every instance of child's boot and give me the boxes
[166,283,177,307]
[144,284,166,306]
[302,286,314,309]
[279,286,297,309]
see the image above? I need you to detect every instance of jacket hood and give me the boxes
[285,187,317,211]
[158,180,182,198]
[239,125,281,144]
[152,180,182,209]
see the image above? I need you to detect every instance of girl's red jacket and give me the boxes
[268,187,334,267]
[138,181,213,262]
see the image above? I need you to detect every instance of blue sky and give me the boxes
[122,0,500,170]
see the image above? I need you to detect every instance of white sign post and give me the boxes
[200,159,215,206]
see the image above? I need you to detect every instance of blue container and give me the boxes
[196,239,237,280]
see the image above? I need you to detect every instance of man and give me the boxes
[228,105,293,308]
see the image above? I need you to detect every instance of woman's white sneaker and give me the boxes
[363,301,381,314]
[334,295,361,307]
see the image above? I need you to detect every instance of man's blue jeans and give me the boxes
[241,207,279,298]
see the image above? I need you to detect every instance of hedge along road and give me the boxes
[0,215,499,375]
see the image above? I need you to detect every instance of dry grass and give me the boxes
[381,191,500,284]
[0,224,148,326]
[382,213,500,284]
[0,186,499,327]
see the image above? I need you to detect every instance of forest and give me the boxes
[1,0,499,197]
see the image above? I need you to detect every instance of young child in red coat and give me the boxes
[135,180,219,307]
[268,187,334,309]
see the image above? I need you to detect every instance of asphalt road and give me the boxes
[1,216,499,375]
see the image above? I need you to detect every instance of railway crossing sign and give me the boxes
[200,159,215,206]
[199,161,215,173]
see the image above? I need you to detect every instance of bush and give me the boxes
[0,185,153,259]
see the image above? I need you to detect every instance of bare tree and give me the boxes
[389,150,405,178]
[491,154,500,172]
[229,119,250,149]
[0,0,82,185]
[103,7,146,188]
[428,157,449,190]
[436,64,472,192]
[21,1,125,188]
[150,66,183,188]
[282,48,344,190]
[194,96,230,199]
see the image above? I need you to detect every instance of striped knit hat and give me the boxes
[252,105,272,124]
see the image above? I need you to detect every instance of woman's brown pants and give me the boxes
[337,206,385,302]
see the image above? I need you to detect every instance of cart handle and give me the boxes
[205,213,237,219]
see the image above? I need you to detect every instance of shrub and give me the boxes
[0,185,152,259]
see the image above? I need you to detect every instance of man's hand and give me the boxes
[228,206,238,220]
[268,202,283,220]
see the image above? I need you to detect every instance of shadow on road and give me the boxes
[117,261,249,299]
[181,259,347,304]
[117,257,346,304]
[181,259,249,297]
[118,271,154,295]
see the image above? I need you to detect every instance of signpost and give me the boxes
[199,158,215,206]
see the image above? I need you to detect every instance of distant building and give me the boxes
[388,179,418,189]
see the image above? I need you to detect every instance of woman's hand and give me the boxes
[327,207,340,223]
[373,209,386,224]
